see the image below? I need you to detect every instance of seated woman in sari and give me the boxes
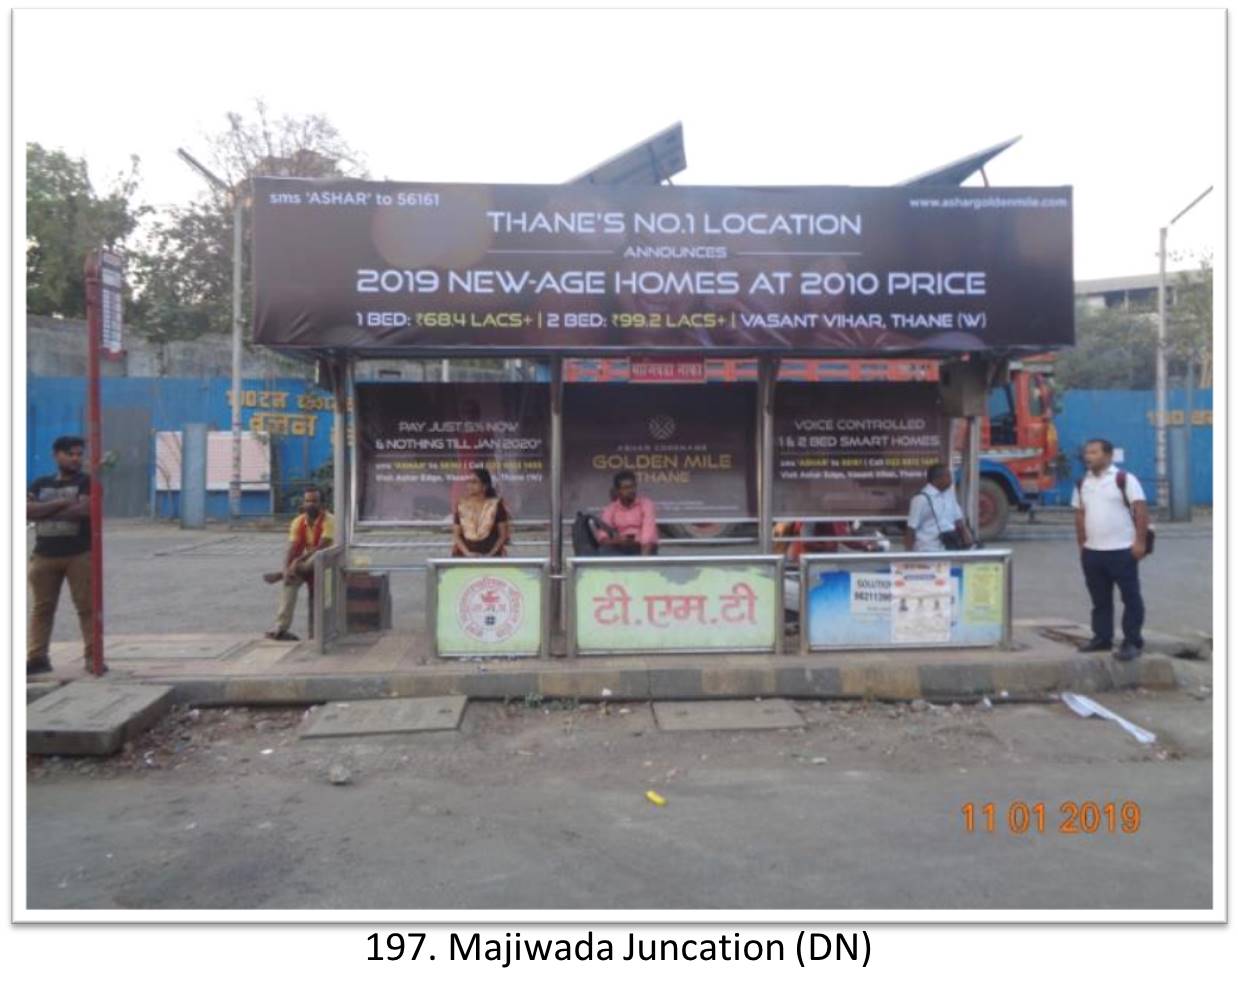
[451,468,511,558]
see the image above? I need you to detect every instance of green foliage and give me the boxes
[26,143,148,317]
[1055,303,1158,390]
[133,100,367,342]
[1057,261,1212,391]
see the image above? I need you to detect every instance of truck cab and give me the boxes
[974,357,1060,539]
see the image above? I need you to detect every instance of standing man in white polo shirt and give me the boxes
[1071,438,1149,661]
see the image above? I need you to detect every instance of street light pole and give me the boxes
[1154,184,1212,511]
[1155,226,1168,508]
[177,147,244,522]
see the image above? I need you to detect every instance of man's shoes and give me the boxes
[265,629,300,641]
[1076,638,1113,653]
[1115,643,1143,662]
[26,656,52,676]
[263,571,285,584]
[84,661,109,676]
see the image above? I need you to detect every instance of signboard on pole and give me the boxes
[562,383,756,520]
[773,381,949,518]
[252,178,1074,354]
[98,250,124,356]
[356,382,550,522]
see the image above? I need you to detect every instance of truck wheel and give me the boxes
[978,478,1011,541]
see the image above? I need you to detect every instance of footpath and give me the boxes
[26,615,1211,755]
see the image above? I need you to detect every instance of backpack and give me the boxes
[571,511,610,557]
[1076,470,1156,555]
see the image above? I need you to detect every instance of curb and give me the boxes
[152,653,1179,708]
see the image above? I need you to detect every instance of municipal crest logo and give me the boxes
[458,575,523,643]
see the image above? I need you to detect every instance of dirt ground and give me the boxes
[25,686,1214,910]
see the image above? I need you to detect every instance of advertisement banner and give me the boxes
[357,383,549,522]
[252,178,1074,353]
[572,560,780,654]
[773,382,948,517]
[804,557,1007,649]
[434,563,546,657]
[563,383,756,519]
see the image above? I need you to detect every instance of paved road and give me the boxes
[26,690,1212,910]
[35,522,1213,645]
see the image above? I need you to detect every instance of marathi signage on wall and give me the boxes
[357,383,550,522]
[562,383,756,520]
[803,557,1006,649]
[571,559,781,655]
[773,382,949,518]
[432,561,547,657]
[252,178,1074,354]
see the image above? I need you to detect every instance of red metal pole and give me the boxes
[84,252,105,676]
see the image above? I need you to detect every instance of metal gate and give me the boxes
[102,406,151,517]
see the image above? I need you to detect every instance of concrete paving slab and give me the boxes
[300,695,467,739]
[26,682,64,705]
[652,698,805,732]
[230,643,300,668]
[106,635,247,660]
[28,682,174,755]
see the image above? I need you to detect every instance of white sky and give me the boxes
[13,6,1224,280]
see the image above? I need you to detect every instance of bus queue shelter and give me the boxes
[251,177,1074,655]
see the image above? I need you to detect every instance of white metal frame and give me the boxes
[798,548,1014,653]
[565,554,785,658]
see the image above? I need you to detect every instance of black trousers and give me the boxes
[1081,548,1145,647]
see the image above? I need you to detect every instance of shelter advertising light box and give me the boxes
[253,179,1074,355]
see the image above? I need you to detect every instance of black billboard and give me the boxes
[252,179,1074,354]
[773,382,949,517]
[563,384,756,519]
[356,383,550,522]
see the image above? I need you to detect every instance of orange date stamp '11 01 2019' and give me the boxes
[961,800,1142,836]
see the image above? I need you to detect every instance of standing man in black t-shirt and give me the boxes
[26,436,96,676]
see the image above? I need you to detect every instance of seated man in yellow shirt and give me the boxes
[264,485,335,640]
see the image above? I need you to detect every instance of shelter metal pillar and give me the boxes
[549,356,564,614]
[758,356,777,553]
[963,415,981,535]
[938,357,1001,537]
[330,358,351,551]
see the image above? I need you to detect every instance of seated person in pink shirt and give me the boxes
[599,471,659,556]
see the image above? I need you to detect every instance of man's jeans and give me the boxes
[28,551,92,664]
[1081,547,1145,648]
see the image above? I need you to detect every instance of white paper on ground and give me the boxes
[1061,692,1157,744]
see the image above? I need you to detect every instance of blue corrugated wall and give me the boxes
[1046,388,1212,506]
[26,376,336,518]
[28,377,1212,516]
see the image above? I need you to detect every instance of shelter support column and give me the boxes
[939,357,1004,535]
[325,358,351,550]
[549,356,564,612]
[758,356,777,554]
[964,415,981,535]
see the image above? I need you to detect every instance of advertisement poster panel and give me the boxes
[804,557,1006,649]
[773,382,948,518]
[573,560,779,654]
[563,383,756,519]
[253,178,1074,353]
[434,563,545,657]
[357,383,549,522]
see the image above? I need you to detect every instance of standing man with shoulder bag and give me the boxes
[1072,438,1152,661]
[905,464,974,553]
